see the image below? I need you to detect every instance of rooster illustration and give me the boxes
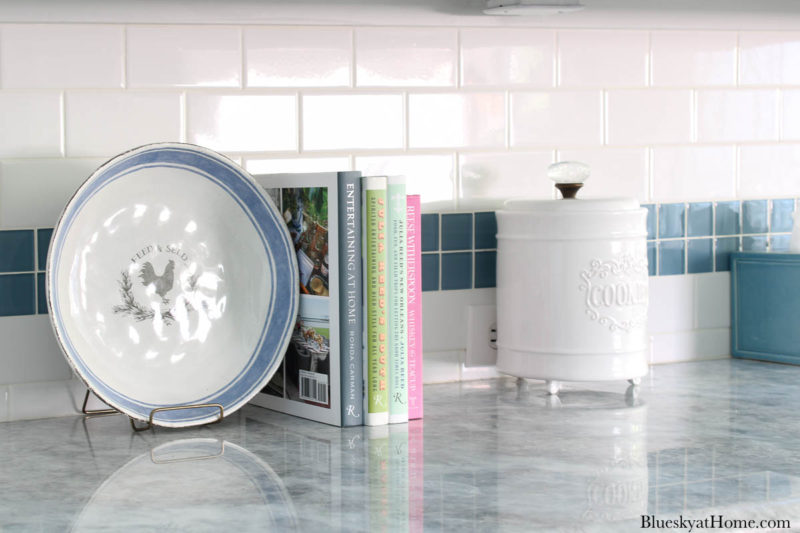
[139,260,176,303]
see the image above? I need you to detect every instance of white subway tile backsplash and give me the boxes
[511,90,601,147]
[423,351,461,384]
[739,32,800,86]
[458,151,554,210]
[127,26,241,88]
[650,329,730,365]
[651,31,737,87]
[652,146,736,202]
[697,89,778,143]
[557,30,648,88]
[246,156,352,175]
[0,25,123,89]
[557,147,648,201]
[409,93,505,149]
[8,379,83,421]
[607,89,693,145]
[355,154,455,211]
[781,90,800,141]
[0,159,104,229]
[303,94,403,151]
[245,27,351,88]
[66,91,181,157]
[694,273,730,330]
[8,22,800,415]
[739,144,800,198]
[188,93,297,153]
[0,92,62,158]
[0,316,72,384]
[355,28,456,87]
[648,275,695,334]
[460,28,554,87]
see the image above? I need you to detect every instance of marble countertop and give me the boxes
[3,359,800,532]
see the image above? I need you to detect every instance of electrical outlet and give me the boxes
[466,304,498,367]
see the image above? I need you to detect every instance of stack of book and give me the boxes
[250,171,423,427]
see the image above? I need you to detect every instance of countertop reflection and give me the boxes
[3,359,800,531]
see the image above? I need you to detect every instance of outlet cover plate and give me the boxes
[466,304,497,367]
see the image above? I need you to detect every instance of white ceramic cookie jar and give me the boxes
[495,162,649,394]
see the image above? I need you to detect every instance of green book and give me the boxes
[364,176,388,426]
[387,176,408,424]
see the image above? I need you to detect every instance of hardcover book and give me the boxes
[250,171,363,427]
[363,176,389,426]
[406,195,423,420]
[387,176,408,424]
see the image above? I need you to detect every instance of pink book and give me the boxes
[406,195,423,420]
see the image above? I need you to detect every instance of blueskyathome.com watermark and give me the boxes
[641,514,791,531]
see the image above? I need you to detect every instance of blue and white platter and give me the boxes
[47,143,298,427]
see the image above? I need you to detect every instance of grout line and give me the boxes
[296,91,303,153]
[690,89,698,143]
[179,91,187,143]
[776,87,783,141]
[59,91,66,157]
[121,26,128,89]
[403,92,410,151]
[553,30,561,88]
[240,26,247,89]
[601,90,608,146]
[646,31,653,87]
[350,28,357,88]
[455,28,462,88]
[735,31,742,87]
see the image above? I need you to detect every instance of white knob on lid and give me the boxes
[548,161,590,199]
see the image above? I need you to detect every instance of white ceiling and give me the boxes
[3,0,800,29]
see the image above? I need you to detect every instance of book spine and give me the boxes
[387,177,408,424]
[338,171,363,426]
[406,195,423,420]
[364,176,389,426]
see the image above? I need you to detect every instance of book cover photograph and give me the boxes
[266,187,332,408]
[251,171,362,427]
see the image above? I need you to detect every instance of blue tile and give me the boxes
[441,252,472,290]
[647,241,657,276]
[441,213,473,251]
[421,214,439,252]
[771,234,791,252]
[421,253,439,292]
[771,199,795,233]
[37,228,53,271]
[715,237,740,272]
[474,251,496,289]
[687,202,713,237]
[658,240,685,276]
[0,274,36,316]
[37,273,47,314]
[742,199,768,234]
[0,230,34,273]
[715,201,740,236]
[687,239,713,274]
[643,204,656,240]
[658,203,685,239]
[742,235,768,252]
[474,212,497,250]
